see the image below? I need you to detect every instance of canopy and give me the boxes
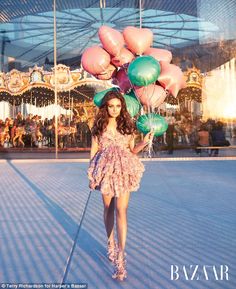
[0,0,235,72]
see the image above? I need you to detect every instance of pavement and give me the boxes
[0,159,236,289]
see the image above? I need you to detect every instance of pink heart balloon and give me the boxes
[123,26,153,55]
[111,47,135,67]
[112,68,132,93]
[158,62,186,97]
[98,25,125,56]
[96,64,117,80]
[134,84,167,108]
[81,46,110,75]
[144,48,172,63]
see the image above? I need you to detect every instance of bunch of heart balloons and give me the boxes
[81,25,186,136]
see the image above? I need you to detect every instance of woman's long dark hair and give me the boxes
[91,90,135,137]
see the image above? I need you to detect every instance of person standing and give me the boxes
[165,112,175,154]
[88,90,153,281]
[210,121,230,156]
[195,123,210,155]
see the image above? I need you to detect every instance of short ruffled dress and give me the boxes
[88,130,145,197]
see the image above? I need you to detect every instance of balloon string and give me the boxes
[148,139,153,158]
[124,75,155,157]
[147,84,156,158]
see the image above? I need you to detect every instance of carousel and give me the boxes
[0,64,112,149]
[0,63,204,150]
[0,64,112,118]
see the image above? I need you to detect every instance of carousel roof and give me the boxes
[0,64,106,106]
[0,0,235,72]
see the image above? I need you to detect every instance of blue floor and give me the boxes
[0,159,236,289]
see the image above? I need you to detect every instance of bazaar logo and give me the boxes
[170,265,229,281]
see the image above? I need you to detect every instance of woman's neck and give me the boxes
[108,117,117,125]
[107,118,117,130]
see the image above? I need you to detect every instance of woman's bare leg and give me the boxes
[116,192,130,256]
[102,194,115,243]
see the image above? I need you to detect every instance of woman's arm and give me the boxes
[130,131,154,154]
[90,136,99,160]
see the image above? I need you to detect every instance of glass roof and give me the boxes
[0,0,235,72]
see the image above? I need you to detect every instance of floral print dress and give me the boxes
[88,130,145,197]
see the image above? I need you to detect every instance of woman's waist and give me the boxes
[98,143,131,153]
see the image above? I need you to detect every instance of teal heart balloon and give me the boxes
[93,88,115,107]
[128,56,161,86]
[136,113,168,137]
[123,91,141,117]
[94,88,141,117]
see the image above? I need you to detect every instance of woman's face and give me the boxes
[107,98,122,118]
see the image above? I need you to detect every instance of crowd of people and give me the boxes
[148,110,234,155]
[0,111,91,148]
[195,121,231,156]
[0,110,234,153]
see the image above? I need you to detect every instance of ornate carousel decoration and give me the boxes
[177,67,203,103]
[0,64,109,104]
[0,64,111,125]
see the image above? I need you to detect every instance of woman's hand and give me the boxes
[143,130,154,145]
[89,181,96,190]
[131,130,155,154]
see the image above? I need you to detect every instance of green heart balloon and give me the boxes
[128,55,161,86]
[136,113,168,137]
[94,88,141,118]
[93,88,115,107]
[123,91,141,117]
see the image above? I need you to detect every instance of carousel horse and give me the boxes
[0,125,10,146]
[58,125,67,148]
[69,125,77,145]
[13,126,26,147]
[57,124,78,148]
[35,126,43,142]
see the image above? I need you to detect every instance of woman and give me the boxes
[195,123,210,155]
[88,90,153,281]
[210,121,230,156]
